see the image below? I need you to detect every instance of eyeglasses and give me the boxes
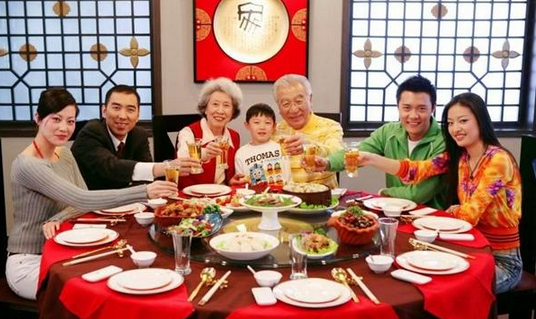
[280,99,306,110]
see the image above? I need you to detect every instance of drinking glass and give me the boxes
[187,138,204,174]
[344,142,360,178]
[303,142,319,173]
[275,127,290,158]
[378,217,399,258]
[171,229,193,275]
[216,136,230,169]
[288,234,307,280]
[164,160,180,184]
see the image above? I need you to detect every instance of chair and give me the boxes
[496,135,536,319]
[152,114,201,162]
[316,112,342,123]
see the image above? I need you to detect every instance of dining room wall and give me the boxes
[0,1,522,233]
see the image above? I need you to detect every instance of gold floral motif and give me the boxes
[235,66,267,81]
[0,48,8,57]
[53,1,70,17]
[90,43,108,61]
[431,3,448,19]
[19,43,37,62]
[196,8,212,42]
[291,9,307,42]
[492,40,520,69]
[353,39,382,69]
[463,46,480,64]
[394,45,411,63]
[119,37,150,68]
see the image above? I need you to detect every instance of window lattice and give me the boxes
[347,0,528,125]
[0,0,154,121]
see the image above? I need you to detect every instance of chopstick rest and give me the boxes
[439,233,475,241]
[391,269,432,285]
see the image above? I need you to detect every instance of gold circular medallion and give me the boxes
[196,8,212,42]
[291,8,307,42]
[235,65,267,81]
[19,43,37,62]
[90,43,108,61]
[213,0,289,64]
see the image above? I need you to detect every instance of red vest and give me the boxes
[178,121,239,189]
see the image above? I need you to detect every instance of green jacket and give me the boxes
[329,119,446,209]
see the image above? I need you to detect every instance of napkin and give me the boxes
[391,269,432,285]
[73,223,107,229]
[409,207,437,216]
[439,233,475,241]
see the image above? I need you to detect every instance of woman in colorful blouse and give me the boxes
[359,92,522,293]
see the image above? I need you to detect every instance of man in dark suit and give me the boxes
[72,85,198,190]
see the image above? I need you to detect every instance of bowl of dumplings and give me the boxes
[209,232,280,261]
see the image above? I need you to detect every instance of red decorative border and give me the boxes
[194,0,309,82]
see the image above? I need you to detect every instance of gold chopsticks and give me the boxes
[409,238,476,259]
[70,239,127,259]
[63,245,132,266]
[346,268,380,304]
[198,270,231,306]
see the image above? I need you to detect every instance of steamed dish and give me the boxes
[244,194,294,207]
[283,182,332,206]
[283,183,329,193]
[300,233,338,256]
[216,233,273,252]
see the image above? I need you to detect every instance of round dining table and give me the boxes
[37,191,497,319]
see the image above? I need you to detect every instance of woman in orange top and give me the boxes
[359,92,522,293]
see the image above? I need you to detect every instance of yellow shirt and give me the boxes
[277,113,344,188]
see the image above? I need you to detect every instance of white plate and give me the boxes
[406,251,459,271]
[54,229,119,247]
[396,251,470,275]
[213,195,249,212]
[413,216,473,234]
[283,279,340,303]
[209,232,279,261]
[116,268,172,291]
[183,184,232,197]
[287,199,339,215]
[363,197,417,211]
[95,203,145,216]
[273,278,350,308]
[240,194,301,212]
[108,269,183,295]
[59,228,109,244]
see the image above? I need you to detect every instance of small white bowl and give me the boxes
[383,205,402,217]
[414,229,438,243]
[146,198,167,209]
[134,212,155,226]
[366,255,394,274]
[130,251,157,268]
[219,207,233,219]
[331,188,347,199]
[254,270,282,287]
[236,188,256,197]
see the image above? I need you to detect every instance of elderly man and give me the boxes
[327,75,446,209]
[72,85,198,190]
[274,74,344,188]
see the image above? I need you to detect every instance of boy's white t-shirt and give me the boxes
[234,140,291,186]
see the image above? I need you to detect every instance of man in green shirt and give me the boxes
[329,75,446,209]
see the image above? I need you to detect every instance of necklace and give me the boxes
[32,140,59,160]
[469,148,487,178]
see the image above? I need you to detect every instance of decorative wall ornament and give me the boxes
[194,0,309,82]
[353,39,382,69]
[492,40,520,69]
[431,3,448,19]
[463,46,480,64]
[19,43,37,62]
[0,48,8,57]
[394,45,411,63]
[90,43,108,62]
[119,37,150,68]
[53,1,70,17]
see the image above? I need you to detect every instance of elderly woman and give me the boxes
[177,77,243,188]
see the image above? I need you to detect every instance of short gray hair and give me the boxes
[198,77,242,119]
[273,74,312,102]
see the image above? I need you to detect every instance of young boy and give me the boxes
[234,103,291,188]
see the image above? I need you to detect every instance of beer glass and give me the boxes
[275,127,290,158]
[344,142,360,178]
[216,136,230,169]
[187,138,203,174]
[171,229,193,275]
[288,234,307,280]
[164,160,180,184]
[303,142,318,173]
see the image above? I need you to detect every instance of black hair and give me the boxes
[396,75,437,106]
[37,88,79,119]
[440,92,512,205]
[246,103,276,123]
[104,85,140,108]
